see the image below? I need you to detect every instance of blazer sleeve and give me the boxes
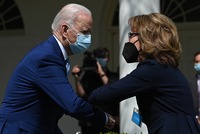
[88,60,159,105]
[34,56,107,128]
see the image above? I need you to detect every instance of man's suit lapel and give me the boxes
[47,35,65,61]
[47,35,69,75]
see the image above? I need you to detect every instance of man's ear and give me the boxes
[62,25,69,38]
[64,24,69,32]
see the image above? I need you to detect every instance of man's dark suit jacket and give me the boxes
[188,73,199,116]
[88,59,200,134]
[0,35,106,134]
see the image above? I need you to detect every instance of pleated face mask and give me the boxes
[69,34,91,54]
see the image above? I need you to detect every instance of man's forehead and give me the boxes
[76,14,93,29]
[76,20,91,30]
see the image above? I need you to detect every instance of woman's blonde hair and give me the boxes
[128,13,182,67]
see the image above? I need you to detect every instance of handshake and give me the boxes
[104,113,116,129]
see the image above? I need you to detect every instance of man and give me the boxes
[0,3,115,134]
[190,51,200,124]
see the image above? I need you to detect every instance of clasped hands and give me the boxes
[72,65,116,129]
[104,113,116,129]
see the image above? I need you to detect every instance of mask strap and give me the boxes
[133,39,141,52]
[66,29,77,44]
[133,39,139,44]
[66,37,72,44]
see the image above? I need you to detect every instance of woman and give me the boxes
[88,13,200,134]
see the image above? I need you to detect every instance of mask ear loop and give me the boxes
[133,39,139,44]
[67,25,77,36]
[133,39,142,60]
[131,39,140,51]
[66,25,78,44]
[66,36,72,44]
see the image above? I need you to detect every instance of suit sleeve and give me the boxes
[34,57,107,128]
[88,60,158,105]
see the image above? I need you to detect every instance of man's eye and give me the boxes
[81,30,91,35]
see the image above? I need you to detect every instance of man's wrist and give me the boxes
[105,112,109,124]
[196,115,200,119]
[104,112,115,129]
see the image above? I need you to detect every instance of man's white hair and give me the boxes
[51,3,92,31]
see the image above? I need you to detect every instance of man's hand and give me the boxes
[104,113,115,129]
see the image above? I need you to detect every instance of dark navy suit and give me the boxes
[0,35,106,134]
[188,74,199,117]
[88,60,200,134]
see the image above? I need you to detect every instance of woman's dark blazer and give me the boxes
[88,59,200,134]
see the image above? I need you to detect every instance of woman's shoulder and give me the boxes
[135,59,169,75]
[138,59,160,67]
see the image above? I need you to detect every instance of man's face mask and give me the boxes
[194,63,200,73]
[69,34,91,54]
[122,40,139,63]
[67,26,91,54]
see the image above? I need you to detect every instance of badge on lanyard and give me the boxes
[131,107,142,127]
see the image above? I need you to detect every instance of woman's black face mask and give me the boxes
[122,40,139,63]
